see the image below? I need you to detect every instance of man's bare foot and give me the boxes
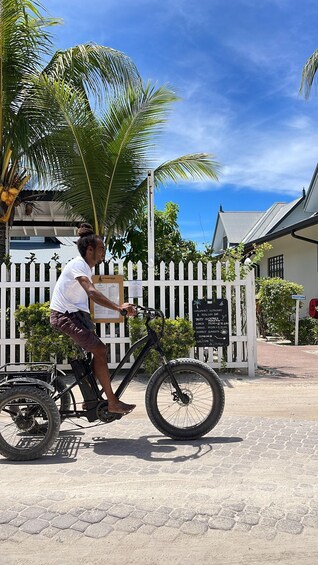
[108,400,136,414]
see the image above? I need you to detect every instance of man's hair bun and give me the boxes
[77,223,95,238]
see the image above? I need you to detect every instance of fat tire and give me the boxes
[145,358,225,440]
[0,386,60,461]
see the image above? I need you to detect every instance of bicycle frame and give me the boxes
[52,310,187,422]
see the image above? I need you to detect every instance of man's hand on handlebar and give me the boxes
[120,303,137,317]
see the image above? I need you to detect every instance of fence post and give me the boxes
[246,269,257,377]
[0,259,257,372]
[147,169,155,307]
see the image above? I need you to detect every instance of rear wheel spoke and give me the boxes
[0,386,60,461]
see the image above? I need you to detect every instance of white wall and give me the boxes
[258,226,318,316]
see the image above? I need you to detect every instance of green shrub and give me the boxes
[297,316,318,345]
[128,316,196,375]
[256,278,304,340]
[15,302,78,362]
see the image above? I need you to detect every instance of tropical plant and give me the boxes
[0,0,141,262]
[15,301,77,361]
[300,48,318,98]
[108,201,214,265]
[56,81,221,245]
[220,242,272,281]
[256,278,304,339]
[297,316,318,345]
[128,315,195,375]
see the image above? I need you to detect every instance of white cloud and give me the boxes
[221,134,318,195]
[49,0,318,204]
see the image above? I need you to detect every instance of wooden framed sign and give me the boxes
[90,274,124,323]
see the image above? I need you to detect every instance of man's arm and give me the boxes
[76,276,135,315]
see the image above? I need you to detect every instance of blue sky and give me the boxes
[47,0,318,247]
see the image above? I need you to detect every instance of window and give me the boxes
[268,254,284,278]
[222,236,228,250]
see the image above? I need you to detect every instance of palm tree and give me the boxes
[55,81,221,244]
[299,48,318,98]
[0,0,140,262]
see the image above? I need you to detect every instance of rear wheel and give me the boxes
[0,386,60,460]
[145,358,225,440]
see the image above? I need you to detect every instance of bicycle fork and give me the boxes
[157,347,190,405]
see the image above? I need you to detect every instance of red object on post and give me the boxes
[309,298,318,318]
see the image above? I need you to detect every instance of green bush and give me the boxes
[15,302,78,362]
[128,316,196,375]
[297,316,318,345]
[256,278,304,340]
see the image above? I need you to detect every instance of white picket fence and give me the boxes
[0,260,257,376]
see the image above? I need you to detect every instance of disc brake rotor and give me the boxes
[174,389,193,406]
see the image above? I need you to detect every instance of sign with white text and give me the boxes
[192,299,229,347]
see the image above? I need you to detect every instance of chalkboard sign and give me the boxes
[192,299,229,347]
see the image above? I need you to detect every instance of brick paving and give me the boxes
[257,339,318,379]
[1,341,318,560]
[1,413,318,545]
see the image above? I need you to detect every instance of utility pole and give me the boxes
[147,169,155,307]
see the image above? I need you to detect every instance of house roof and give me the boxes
[242,198,302,242]
[214,211,263,245]
[244,211,318,250]
[211,161,318,257]
[10,240,79,263]
[10,190,81,237]
[212,177,318,255]
[304,162,318,212]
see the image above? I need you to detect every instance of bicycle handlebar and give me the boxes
[121,306,165,340]
[135,305,164,320]
[120,305,164,320]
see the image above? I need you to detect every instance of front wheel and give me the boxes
[145,358,225,440]
[0,386,61,461]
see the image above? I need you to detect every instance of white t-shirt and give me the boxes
[50,256,93,313]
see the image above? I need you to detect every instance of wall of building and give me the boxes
[258,226,318,316]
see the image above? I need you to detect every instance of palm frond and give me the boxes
[299,48,318,98]
[13,74,109,232]
[0,0,60,152]
[153,154,221,184]
[42,43,142,105]
[103,154,221,241]
[99,83,179,223]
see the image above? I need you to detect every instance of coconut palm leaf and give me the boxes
[43,43,141,104]
[0,0,142,258]
[55,82,180,234]
[55,81,221,240]
[300,48,318,98]
[104,153,221,241]
[0,0,58,151]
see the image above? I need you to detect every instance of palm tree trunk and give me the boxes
[0,222,7,264]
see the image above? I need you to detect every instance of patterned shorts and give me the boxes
[50,310,102,352]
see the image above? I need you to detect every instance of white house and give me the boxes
[212,164,318,315]
[9,190,79,263]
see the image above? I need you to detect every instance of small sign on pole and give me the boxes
[128,280,143,299]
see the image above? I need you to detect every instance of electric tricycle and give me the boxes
[0,306,225,461]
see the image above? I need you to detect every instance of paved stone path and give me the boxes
[1,414,318,548]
